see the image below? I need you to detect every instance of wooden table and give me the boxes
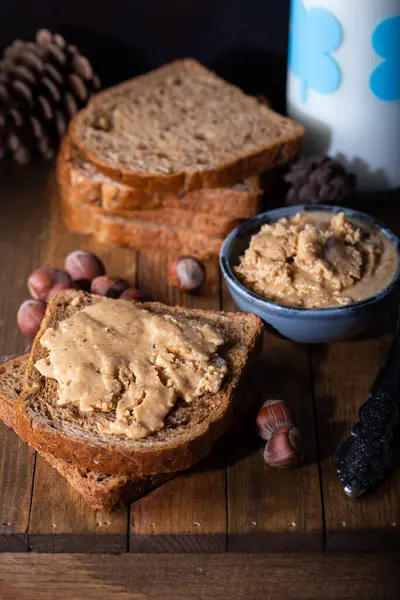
[0,161,399,599]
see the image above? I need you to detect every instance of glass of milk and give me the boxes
[286,0,400,192]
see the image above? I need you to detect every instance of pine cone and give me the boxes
[0,29,101,163]
[284,157,357,206]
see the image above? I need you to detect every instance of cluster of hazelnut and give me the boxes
[17,250,145,339]
[17,252,206,340]
[256,399,300,469]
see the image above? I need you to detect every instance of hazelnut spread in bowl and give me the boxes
[234,211,399,309]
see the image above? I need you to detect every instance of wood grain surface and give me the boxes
[129,254,227,552]
[0,426,35,552]
[0,162,51,551]
[0,163,399,558]
[311,334,400,552]
[222,286,324,551]
[0,553,399,600]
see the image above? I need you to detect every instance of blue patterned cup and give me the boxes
[287,0,400,192]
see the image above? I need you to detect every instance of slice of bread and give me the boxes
[61,192,225,258]
[58,137,262,220]
[0,355,172,511]
[69,59,304,193]
[18,291,263,477]
[58,143,242,239]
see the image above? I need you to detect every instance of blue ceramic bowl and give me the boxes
[220,205,400,343]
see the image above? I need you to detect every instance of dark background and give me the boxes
[0,0,291,111]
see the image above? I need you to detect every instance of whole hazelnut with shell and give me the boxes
[28,267,70,301]
[119,287,146,301]
[91,275,128,298]
[169,256,205,292]
[17,299,47,339]
[256,399,300,469]
[264,425,300,469]
[64,250,105,281]
[256,399,293,441]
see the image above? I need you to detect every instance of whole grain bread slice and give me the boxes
[0,355,172,511]
[61,191,225,258]
[69,59,304,193]
[58,143,243,239]
[18,291,263,477]
[58,137,262,220]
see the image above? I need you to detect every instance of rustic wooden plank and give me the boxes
[0,161,51,551]
[0,425,35,552]
[28,177,132,552]
[0,553,399,600]
[130,254,227,552]
[29,459,128,553]
[311,331,400,551]
[221,284,324,551]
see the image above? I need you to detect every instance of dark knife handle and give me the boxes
[336,324,400,498]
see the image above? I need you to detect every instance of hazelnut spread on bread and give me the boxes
[35,299,227,440]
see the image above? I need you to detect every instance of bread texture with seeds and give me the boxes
[58,137,262,220]
[69,59,304,193]
[0,355,172,511]
[17,290,263,477]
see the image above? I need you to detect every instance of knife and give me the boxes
[336,317,400,498]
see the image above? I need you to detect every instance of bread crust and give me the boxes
[60,190,225,258]
[0,357,25,430]
[58,154,241,239]
[17,292,263,477]
[57,138,262,220]
[68,59,304,194]
[0,386,18,430]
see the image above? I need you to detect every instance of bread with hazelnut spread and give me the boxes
[0,355,172,511]
[69,59,304,193]
[17,290,263,477]
[57,137,262,223]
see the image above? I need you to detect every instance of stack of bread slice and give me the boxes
[0,290,263,510]
[57,59,304,257]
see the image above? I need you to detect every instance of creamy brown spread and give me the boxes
[235,211,399,308]
[35,300,227,439]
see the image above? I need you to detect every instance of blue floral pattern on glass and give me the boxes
[289,0,343,103]
[370,16,400,102]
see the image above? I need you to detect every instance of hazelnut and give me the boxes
[46,280,79,301]
[256,399,293,441]
[169,256,205,292]
[263,426,300,469]
[64,250,105,281]
[28,267,70,300]
[17,299,47,339]
[119,287,146,301]
[91,276,128,298]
